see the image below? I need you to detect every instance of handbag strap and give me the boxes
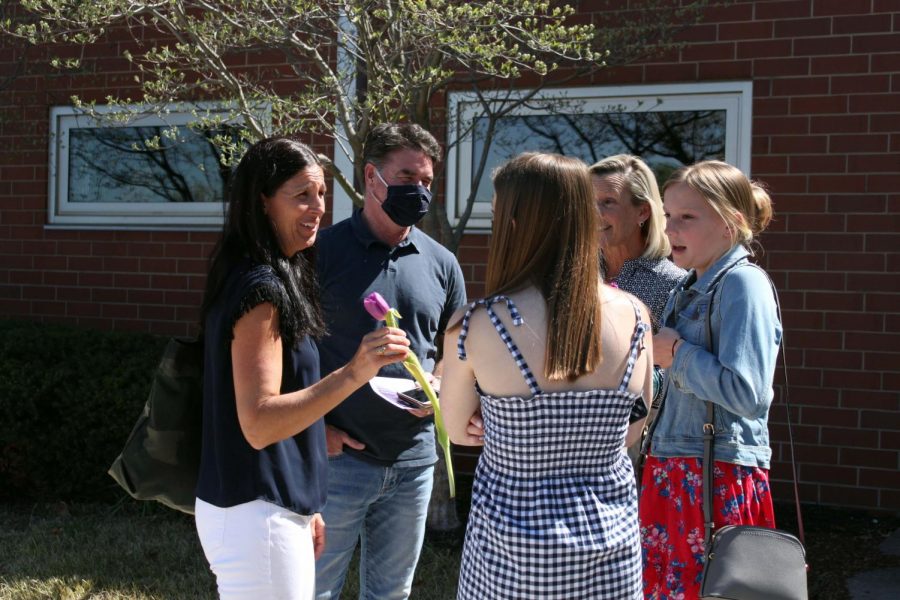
[701,260,805,555]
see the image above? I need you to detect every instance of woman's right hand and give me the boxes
[347,326,410,383]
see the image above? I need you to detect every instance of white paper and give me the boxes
[369,376,421,411]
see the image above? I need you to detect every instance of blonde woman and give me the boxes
[590,155,687,472]
[590,154,685,329]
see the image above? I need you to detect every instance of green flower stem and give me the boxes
[386,309,455,498]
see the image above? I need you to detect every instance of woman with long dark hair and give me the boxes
[195,137,409,599]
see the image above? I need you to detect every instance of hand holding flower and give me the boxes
[364,292,456,497]
[347,327,410,383]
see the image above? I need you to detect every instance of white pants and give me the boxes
[195,498,315,600]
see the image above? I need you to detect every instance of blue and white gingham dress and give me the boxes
[456,296,646,600]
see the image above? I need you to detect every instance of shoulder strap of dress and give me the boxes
[455,299,488,361]
[618,298,650,392]
[456,295,542,396]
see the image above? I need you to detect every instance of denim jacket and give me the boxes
[646,245,782,469]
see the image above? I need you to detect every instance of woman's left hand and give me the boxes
[311,513,326,560]
[654,327,681,369]
[346,327,410,384]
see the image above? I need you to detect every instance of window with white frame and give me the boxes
[445,82,753,231]
[48,104,254,228]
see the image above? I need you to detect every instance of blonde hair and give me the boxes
[663,160,773,250]
[488,153,602,381]
[589,154,671,259]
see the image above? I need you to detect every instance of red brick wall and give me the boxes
[455,1,900,512]
[0,25,332,337]
[1,1,898,512]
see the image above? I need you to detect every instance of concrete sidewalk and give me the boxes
[847,528,900,599]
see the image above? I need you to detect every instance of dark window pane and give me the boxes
[471,110,726,205]
[67,125,236,204]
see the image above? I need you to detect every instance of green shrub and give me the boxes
[0,320,168,502]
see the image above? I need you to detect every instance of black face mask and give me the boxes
[376,170,432,227]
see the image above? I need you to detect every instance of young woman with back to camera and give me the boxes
[464,155,685,450]
[441,152,653,599]
[640,160,781,599]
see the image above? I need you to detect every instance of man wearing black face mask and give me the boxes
[314,123,467,600]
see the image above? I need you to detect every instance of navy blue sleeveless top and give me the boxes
[196,258,327,514]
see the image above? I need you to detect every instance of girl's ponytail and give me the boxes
[750,181,773,236]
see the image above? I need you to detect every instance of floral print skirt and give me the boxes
[638,456,776,600]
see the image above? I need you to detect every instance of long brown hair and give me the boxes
[487,152,602,381]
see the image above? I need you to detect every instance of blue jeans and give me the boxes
[315,453,434,600]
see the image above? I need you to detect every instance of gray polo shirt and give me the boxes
[316,209,467,467]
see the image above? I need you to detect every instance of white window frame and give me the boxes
[330,13,360,225]
[48,103,267,229]
[445,81,754,231]
[330,139,357,225]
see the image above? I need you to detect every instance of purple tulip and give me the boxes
[363,292,391,321]
[359,290,455,497]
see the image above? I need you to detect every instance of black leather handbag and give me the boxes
[699,390,808,600]
[700,522,807,599]
[108,336,203,514]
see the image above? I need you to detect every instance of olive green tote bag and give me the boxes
[108,337,203,514]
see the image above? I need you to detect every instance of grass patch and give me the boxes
[0,502,214,599]
[0,501,461,600]
[0,498,896,599]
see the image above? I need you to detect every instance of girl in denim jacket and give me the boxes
[639,161,782,599]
